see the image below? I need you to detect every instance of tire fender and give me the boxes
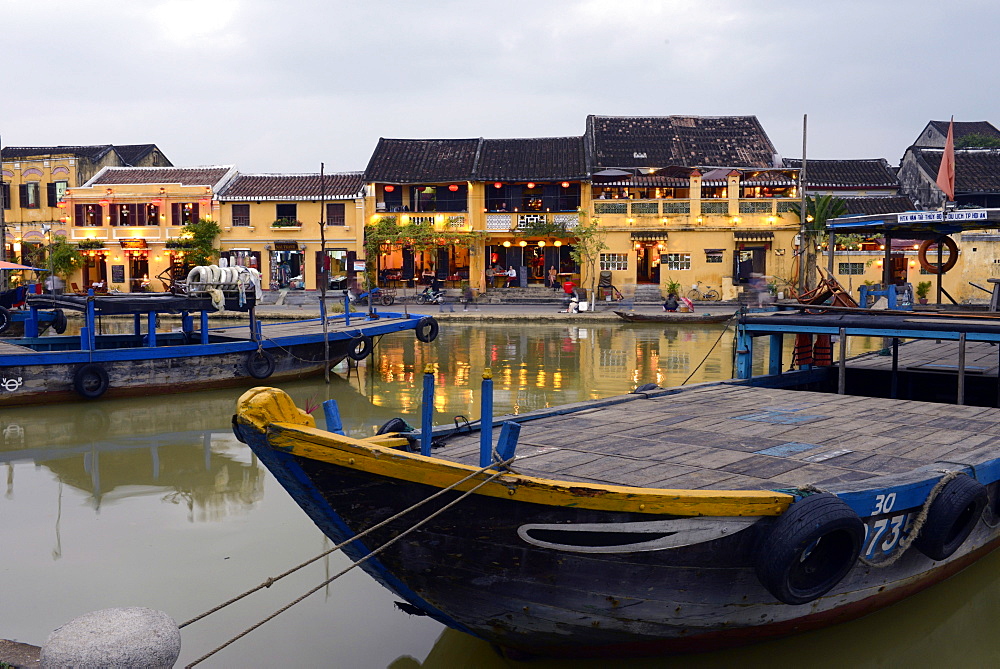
[51,309,67,334]
[415,316,439,343]
[347,335,374,360]
[376,417,413,435]
[245,349,276,379]
[754,493,863,605]
[918,237,959,274]
[0,305,10,335]
[187,266,207,284]
[914,474,987,561]
[73,363,110,399]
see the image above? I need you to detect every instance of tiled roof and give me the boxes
[783,159,898,188]
[918,149,1000,192]
[2,145,117,162]
[112,144,164,166]
[218,173,365,200]
[840,196,917,216]
[87,166,235,189]
[585,115,778,170]
[365,139,480,183]
[928,120,1000,141]
[476,137,586,181]
[741,169,798,187]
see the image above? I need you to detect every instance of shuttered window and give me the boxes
[326,202,345,226]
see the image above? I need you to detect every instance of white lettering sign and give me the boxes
[946,210,988,221]
[898,212,943,223]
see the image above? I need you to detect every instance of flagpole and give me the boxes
[934,116,956,306]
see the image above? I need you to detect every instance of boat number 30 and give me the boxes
[872,493,896,515]
[862,513,909,557]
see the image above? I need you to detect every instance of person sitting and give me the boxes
[663,294,679,312]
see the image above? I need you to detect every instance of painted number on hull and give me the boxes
[872,493,896,515]
[862,514,908,557]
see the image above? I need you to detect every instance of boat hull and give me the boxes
[235,412,1000,657]
[614,311,734,324]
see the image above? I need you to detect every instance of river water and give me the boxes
[1,322,997,667]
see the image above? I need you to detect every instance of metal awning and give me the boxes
[827,208,1000,237]
[631,232,666,241]
[734,231,774,241]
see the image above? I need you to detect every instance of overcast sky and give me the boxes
[4,0,997,174]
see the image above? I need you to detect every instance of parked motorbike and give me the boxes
[415,288,443,305]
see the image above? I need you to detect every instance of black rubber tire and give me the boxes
[51,309,67,334]
[415,316,439,343]
[245,350,276,379]
[347,335,374,361]
[705,289,721,301]
[73,363,110,399]
[0,306,10,335]
[754,493,863,605]
[685,289,701,301]
[416,294,429,305]
[376,417,413,435]
[380,294,395,306]
[914,475,987,561]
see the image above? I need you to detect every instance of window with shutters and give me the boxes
[232,204,251,227]
[326,202,345,226]
[47,181,68,207]
[171,202,199,226]
[74,204,103,226]
[1,182,9,210]
[20,182,40,209]
[276,203,297,224]
[110,204,149,227]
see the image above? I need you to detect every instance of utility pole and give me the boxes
[797,115,808,295]
[0,134,7,291]
[319,163,330,383]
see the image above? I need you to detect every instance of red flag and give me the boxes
[936,117,955,201]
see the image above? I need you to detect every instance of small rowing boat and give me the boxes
[614,310,735,324]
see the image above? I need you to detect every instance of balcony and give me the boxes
[485,212,581,233]
[591,198,799,229]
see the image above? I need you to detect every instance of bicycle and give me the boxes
[687,281,720,301]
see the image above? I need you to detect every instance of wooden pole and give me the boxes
[0,133,7,292]
[957,332,966,405]
[320,163,330,383]
[837,327,847,394]
[797,115,808,295]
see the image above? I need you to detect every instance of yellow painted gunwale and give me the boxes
[236,386,793,517]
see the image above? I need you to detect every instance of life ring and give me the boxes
[918,237,959,274]
[376,417,413,435]
[73,363,110,399]
[914,474,987,561]
[187,266,208,284]
[51,309,67,334]
[415,316,439,343]
[0,306,10,335]
[347,335,374,361]
[244,349,276,379]
[813,334,833,367]
[754,493,863,605]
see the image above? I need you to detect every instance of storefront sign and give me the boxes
[273,241,298,251]
[353,260,367,271]
[119,239,148,249]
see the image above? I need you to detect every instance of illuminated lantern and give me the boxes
[502,241,511,248]
[152,199,163,206]
[519,240,527,247]
[494,182,502,189]
[99,199,110,206]
[526,183,536,189]
[56,201,66,209]
[537,240,546,247]
[384,185,395,192]
[448,184,459,192]
[553,240,561,247]
[200,199,209,207]
[561,182,570,188]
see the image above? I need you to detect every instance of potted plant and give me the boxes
[916,281,931,305]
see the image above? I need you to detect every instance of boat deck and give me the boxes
[850,339,1000,377]
[206,315,412,341]
[437,384,1000,491]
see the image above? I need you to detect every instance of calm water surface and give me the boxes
[2,323,996,667]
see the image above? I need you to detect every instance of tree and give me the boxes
[786,195,847,291]
[568,214,608,306]
[180,218,222,266]
[955,133,1000,149]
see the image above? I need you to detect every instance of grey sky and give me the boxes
[5,0,997,173]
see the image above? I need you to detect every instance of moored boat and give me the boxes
[613,310,735,324]
[233,313,1000,659]
[0,289,437,406]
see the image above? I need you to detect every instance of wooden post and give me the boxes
[768,334,783,376]
[936,237,944,306]
[421,365,434,457]
[838,327,847,394]
[322,399,345,435]
[200,310,209,344]
[479,369,494,467]
[957,332,966,405]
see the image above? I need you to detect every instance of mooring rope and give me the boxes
[682,311,740,386]
[184,457,516,667]
[857,470,960,569]
[255,326,378,365]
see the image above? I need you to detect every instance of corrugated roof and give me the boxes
[218,173,365,200]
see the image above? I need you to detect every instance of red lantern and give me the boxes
[384,185,395,192]
[200,199,209,207]
[448,184,459,192]
[527,182,536,189]
[152,199,163,206]
[99,199,110,206]
[494,182,502,189]
[561,182,570,188]
[56,201,66,209]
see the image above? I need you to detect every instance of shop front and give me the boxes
[270,241,304,290]
[485,239,577,287]
[121,239,150,292]
[632,233,665,284]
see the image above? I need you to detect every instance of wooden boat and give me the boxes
[233,308,1000,658]
[0,291,437,406]
[0,285,66,337]
[614,310,735,324]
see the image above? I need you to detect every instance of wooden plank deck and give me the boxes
[206,315,410,341]
[849,339,1000,376]
[438,384,1000,491]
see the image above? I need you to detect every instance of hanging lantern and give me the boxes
[448,184,459,192]
[152,199,163,206]
[537,240,546,247]
[200,199,210,207]
[553,240,562,247]
[384,185,395,193]
[494,182,503,189]
[561,182,570,188]
[99,199,110,206]
[56,201,66,209]
[526,182,536,189]
[519,240,527,247]
[502,241,511,248]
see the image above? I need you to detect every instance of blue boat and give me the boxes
[0,290,437,406]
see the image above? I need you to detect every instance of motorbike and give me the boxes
[415,288,443,305]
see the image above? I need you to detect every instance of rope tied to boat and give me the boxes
[682,310,739,386]
[857,470,960,569]
[181,455,517,667]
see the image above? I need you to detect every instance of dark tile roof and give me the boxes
[112,144,164,166]
[2,145,116,162]
[928,120,1000,141]
[918,149,1000,192]
[218,173,365,200]
[783,159,898,188]
[476,137,586,181]
[585,115,778,170]
[741,169,797,187]
[365,139,481,183]
[840,196,917,216]
[87,166,234,188]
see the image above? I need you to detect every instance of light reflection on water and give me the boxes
[3,322,989,668]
